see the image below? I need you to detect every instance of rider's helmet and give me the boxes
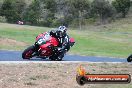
[57,26,67,37]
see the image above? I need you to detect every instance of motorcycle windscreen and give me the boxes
[36,33,51,45]
[36,38,46,45]
[36,32,50,41]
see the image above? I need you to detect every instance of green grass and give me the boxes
[0,23,51,50]
[0,17,132,58]
[0,23,51,43]
[69,30,132,58]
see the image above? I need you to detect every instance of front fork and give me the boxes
[33,42,41,56]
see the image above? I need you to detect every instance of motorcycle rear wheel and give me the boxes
[22,45,35,59]
[127,54,132,62]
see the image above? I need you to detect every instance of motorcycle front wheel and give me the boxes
[22,45,35,59]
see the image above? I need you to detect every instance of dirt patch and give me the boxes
[0,38,27,47]
[0,63,131,88]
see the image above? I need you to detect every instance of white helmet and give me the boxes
[58,26,67,32]
[58,26,67,37]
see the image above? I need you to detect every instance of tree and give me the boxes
[112,0,131,18]
[1,0,16,23]
[23,0,41,25]
[91,0,115,23]
[41,0,57,13]
[39,0,57,26]
[23,0,57,26]
[70,0,90,29]
[14,0,27,20]
[0,1,3,9]
[0,0,26,23]
[54,0,90,27]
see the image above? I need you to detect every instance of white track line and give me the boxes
[0,61,130,64]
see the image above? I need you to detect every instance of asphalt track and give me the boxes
[0,50,128,62]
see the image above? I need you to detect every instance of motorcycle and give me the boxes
[22,32,75,61]
[127,54,132,62]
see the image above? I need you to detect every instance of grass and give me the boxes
[0,23,51,50]
[29,75,50,80]
[24,82,38,86]
[0,63,131,88]
[0,17,132,58]
[69,30,132,58]
[68,17,132,58]
[0,23,50,43]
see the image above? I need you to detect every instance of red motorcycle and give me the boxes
[22,32,75,61]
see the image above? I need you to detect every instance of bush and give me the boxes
[112,0,131,18]
[0,16,7,23]
[91,0,116,24]
[51,18,63,27]
[0,0,26,23]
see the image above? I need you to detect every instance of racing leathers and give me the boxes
[49,29,70,56]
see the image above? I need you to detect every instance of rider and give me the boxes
[49,26,70,59]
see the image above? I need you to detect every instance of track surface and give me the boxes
[0,50,127,62]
